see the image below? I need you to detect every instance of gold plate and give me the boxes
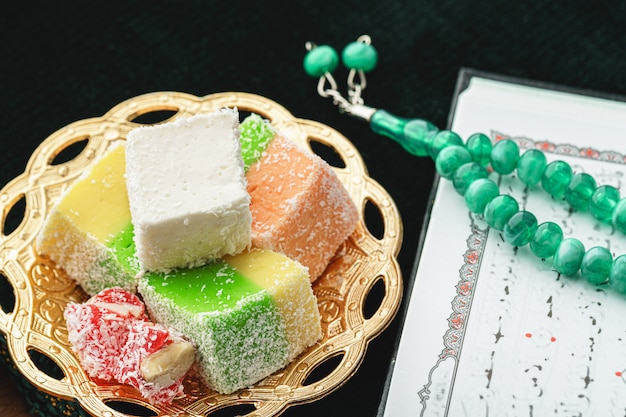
[0,92,403,416]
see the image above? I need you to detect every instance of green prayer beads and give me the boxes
[464,178,499,214]
[541,160,573,199]
[553,238,585,276]
[429,130,463,159]
[517,149,547,186]
[503,211,538,247]
[530,222,563,259]
[465,133,492,167]
[610,255,626,293]
[613,198,626,234]
[581,246,612,285]
[435,145,471,179]
[589,185,620,224]
[483,195,518,230]
[491,139,519,175]
[452,162,488,195]
[342,41,378,72]
[303,45,339,77]
[304,38,626,296]
[565,172,596,211]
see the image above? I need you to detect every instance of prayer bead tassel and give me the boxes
[369,110,439,157]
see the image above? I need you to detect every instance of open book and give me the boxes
[378,69,626,416]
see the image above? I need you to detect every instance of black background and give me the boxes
[2,1,626,416]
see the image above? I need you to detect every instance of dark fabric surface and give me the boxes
[2,1,626,416]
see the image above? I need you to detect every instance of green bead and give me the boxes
[610,255,626,293]
[369,110,439,157]
[565,173,597,211]
[465,178,499,214]
[503,211,538,247]
[530,222,563,259]
[342,41,378,72]
[465,133,492,167]
[613,198,626,234]
[517,149,547,187]
[581,246,612,285]
[541,160,573,199]
[483,195,519,230]
[435,145,472,179]
[452,162,488,195]
[490,139,520,175]
[303,45,339,77]
[589,185,620,224]
[553,238,585,276]
[429,130,463,160]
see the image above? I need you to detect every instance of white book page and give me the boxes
[381,75,626,416]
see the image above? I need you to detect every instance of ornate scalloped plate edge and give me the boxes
[0,91,403,417]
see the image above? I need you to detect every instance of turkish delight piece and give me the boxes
[241,115,359,281]
[125,109,251,271]
[37,143,140,295]
[138,248,322,394]
[64,287,195,404]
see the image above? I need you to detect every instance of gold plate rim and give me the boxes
[0,91,403,417]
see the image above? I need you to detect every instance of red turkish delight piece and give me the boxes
[64,287,193,404]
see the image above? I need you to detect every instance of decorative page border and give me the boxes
[416,132,626,415]
[494,132,626,164]
[417,215,489,412]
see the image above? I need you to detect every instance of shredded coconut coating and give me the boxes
[247,135,359,280]
[139,277,288,394]
[36,142,140,295]
[37,211,139,295]
[138,250,322,394]
[125,110,252,271]
[64,288,189,404]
